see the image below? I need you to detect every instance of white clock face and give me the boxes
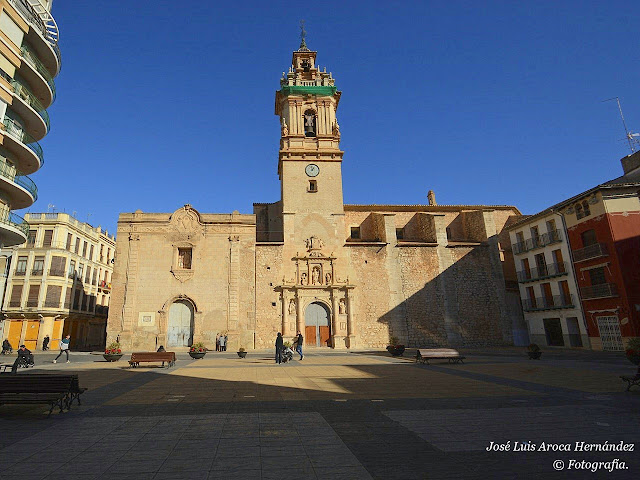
[305,164,320,177]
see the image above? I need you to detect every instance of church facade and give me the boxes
[106,42,525,351]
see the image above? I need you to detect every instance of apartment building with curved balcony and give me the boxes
[0,213,116,351]
[0,0,60,248]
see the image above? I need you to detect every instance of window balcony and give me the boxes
[522,294,575,312]
[572,243,608,263]
[580,283,618,300]
[0,117,44,174]
[512,229,562,254]
[518,262,568,283]
[9,78,49,139]
[31,269,43,276]
[0,159,37,209]
[0,211,29,246]
[20,45,56,107]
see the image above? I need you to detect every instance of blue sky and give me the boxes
[29,0,640,234]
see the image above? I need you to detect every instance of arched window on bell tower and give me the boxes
[304,109,316,137]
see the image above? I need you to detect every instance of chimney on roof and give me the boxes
[427,190,437,206]
[621,150,640,176]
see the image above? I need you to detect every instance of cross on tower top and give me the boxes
[298,20,310,51]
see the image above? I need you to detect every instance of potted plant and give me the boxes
[189,342,207,359]
[527,343,542,360]
[103,342,123,362]
[386,336,405,356]
[625,338,640,375]
[237,347,247,358]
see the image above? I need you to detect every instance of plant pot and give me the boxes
[386,345,405,357]
[103,353,123,362]
[527,351,542,360]
[237,351,247,358]
[189,351,206,359]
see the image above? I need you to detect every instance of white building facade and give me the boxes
[508,212,589,348]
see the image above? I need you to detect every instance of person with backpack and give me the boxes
[53,335,71,363]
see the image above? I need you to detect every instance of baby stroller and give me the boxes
[282,346,294,363]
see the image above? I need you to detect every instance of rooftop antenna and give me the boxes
[72,210,77,218]
[603,97,640,153]
[47,203,55,212]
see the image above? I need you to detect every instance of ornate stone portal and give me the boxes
[276,237,355,349]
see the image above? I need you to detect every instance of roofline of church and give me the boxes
[343,204,523,214]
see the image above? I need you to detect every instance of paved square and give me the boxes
[1,348,639,479]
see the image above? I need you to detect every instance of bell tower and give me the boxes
[275,28,344,220]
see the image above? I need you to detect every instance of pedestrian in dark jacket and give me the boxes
[42,335,50,351]
[2,339,12,355]
[275,333,283,364]
[294,331,304,360]
[12,345,34,373]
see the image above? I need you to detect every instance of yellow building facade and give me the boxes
[107,41,525,351]
[1,212,115,350]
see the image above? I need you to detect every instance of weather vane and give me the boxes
[299,20,307,50]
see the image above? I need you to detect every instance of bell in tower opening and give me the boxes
[304,110,316,137]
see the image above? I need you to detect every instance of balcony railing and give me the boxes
[518,262,568,283]
[48,269,65,277]
[522,294,575,312]
[0,211,29,237]
[0,159,38,200]
[1,117,45,166]
[20,45,56,101]
[31,269,43,276]
[512,229,562,254]
[580,283,618,300]
[10,79,50,130]
[572,243,609,263]
[15,270,26,276]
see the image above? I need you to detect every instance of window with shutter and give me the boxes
[92,269,97,285]
[66,233,72,250]
[44,285,62,308]
[82,241,87,257]
[75,238,80,253]
[27,230,36,246]
[49,256,66,277]
[43,230,53,247]
[15,256,27,275]
[85,267,91,283]
[89,245,94,261]
[9,284,23,307]
[27,284,40,307]
[63,287,73,308]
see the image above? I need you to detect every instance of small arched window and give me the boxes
[303,110,316,137]
[575,203,583,219]
[582,200,591,217]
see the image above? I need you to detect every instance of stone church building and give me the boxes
[106,41,524,351]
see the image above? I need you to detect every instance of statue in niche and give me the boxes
[300,272,307,285]
[339,298,346,314]
[281,118,288,137]
[288,299,296,315]
[332,120,340,138]
[311,266,321,285]
[325,272,332,284]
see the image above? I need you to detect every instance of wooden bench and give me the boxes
[416,348,465,365]
[129,352,176,368]
[24,374,87,408]
[0,374,78,416]
[620,374,640,392]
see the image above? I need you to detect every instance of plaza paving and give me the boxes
[0,348,639,479]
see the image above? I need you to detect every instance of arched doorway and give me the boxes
[305,302,331,347]
[168,300,194,347]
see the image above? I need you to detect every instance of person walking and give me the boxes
[218,334,226,353]
[275,332,283,364]
[223,334,228,352]
[2,338,12,355]
[53,335,71,363]
[42,335,50,351]
[294,331,304,360]
[215,333,220,352]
